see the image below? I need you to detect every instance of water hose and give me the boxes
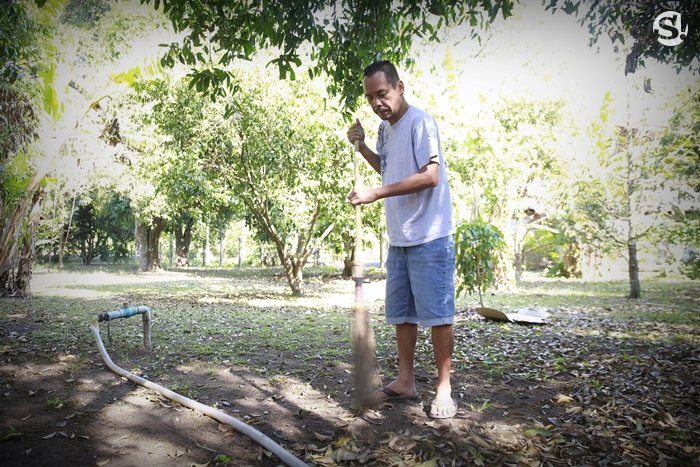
[90,306,306,467]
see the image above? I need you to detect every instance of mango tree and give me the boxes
[658,84,700,279]
[120,76,236,269]
[208,70,349,296]
[112,76,212,270]
[61,189,134,265]
[557,89,697,298]
[140,0,515,114]
[544,1,699,75]
[449,96,569,283]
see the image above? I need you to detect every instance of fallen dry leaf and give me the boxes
[555,394,574,404]
[468,434,492,449]
[217,423,232,433]
[333,446,360,462]
[388,434,417,452]
[314,431,333,441]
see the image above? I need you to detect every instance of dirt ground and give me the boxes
[1,268,698,466]
[0,344,557,466]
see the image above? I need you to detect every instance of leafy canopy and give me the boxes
[137,0,515,115]
[544,0,700,74]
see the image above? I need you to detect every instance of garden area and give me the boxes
[1,266,698,465]
[1,0,699,465]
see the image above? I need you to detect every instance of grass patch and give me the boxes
[169,383,201,399]
[46,395,67,410]
[467,399,493,412]
[6,266,696,467]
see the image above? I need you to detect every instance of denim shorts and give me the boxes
[384,235,455,327]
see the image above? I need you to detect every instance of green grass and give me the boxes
[169,383,201,399]
[467,399,493,413]
[5,266,698,387]
[46,395,67,410]
[4,266,697,467]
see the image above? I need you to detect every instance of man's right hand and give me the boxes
[347,119,365,149]
[347,187,379,206]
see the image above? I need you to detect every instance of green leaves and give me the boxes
[0,84,38,158]
[139,0,515,112]
[544,0,700,74]
[1,1,43,84]
[110,66,142,86]
[1,152,32,202]
[37,62,60,121]
[454,219,505,306]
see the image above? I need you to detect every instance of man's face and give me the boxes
[363,71,406,124]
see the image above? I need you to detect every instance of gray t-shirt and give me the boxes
[376,106,454,247]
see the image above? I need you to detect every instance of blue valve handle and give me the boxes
[98,306,150,322]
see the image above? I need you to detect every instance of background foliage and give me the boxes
[0,0,696,298]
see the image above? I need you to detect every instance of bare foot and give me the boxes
[429,395,457,419]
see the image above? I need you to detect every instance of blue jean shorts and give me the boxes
[385,235,455,327]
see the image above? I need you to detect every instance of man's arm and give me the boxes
[347,120,381,175]
[347,161,439,205]
[355,140,381,174]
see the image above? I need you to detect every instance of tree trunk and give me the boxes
[202,222,209,267]
[285,259,304,297]
[219,227,225,267]
[342,234,353,278]
[58,196,77,269]
[628,241,641,299]
[1,189,43,297]
[136,218,165,272]
[514,251,523,284]
[80,240,87,265]
[563,243,581,278]
[13,189,43,296]
[624,76,640,300]
[273,239,305,296]
[136,224,150,271]
[342,257,352,278]
[57,231,66,269]
[513,217,524,285]
[14,218,38,296]
[175,219,194,267]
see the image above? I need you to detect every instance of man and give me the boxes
[347,60,457,419]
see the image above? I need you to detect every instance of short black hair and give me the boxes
[363,60,400,87]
